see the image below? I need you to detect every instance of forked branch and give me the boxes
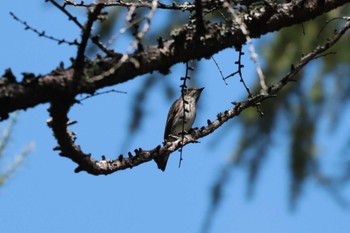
[48,18,350,174]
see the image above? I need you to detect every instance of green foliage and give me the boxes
[226,7,350,206]
[88,0,350,210]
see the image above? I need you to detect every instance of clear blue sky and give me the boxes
[1,1,349,233]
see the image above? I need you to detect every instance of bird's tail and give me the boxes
[154,154,170,171]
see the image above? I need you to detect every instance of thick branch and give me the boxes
[74,4,104,72]
[64,0,197,11]
[48,18,350,175]
[194,0,206,34]
[1,0,349,119]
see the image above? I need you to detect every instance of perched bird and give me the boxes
[155,87,204,171]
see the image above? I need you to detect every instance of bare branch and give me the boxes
[9,12,79,46]
[178,62,193,168]
[133,0,158,50]
[1,0,349,120]
[0,143,34,185]
[222,0,268,93]
[211,56,228,85]
[225,48,253,97]
[271,19,350,94]
[64,0,196,11]
[47,0,113,56]
[77,89,127,102]
[46,0,84,29]
[0,113,34,185]
[0,113,18,157]
[47,18,350,174]
[194,0,206,34]
[74,4,104,72]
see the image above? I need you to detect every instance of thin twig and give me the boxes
[92,1,158,80]
[317,16,350,37]
[225,48,253,97]
[0,113,19,157]
[47,0,113,56]
[9,12,79,46]
[78,89,127,102]
[223,0,268,94]
[46,0,84,29]
[178,62,192,168]
[133,0,158,49]
[119,4,138,34]
[272,19,350,94]
[211,56,228,85]
[0,143,34,185]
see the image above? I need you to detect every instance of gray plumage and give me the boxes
[155,87,204,171]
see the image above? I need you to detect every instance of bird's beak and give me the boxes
[195,87,204,100]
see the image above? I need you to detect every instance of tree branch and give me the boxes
[47,0,113,56]
[46,17,350,174]
[194,0,206,34]
[64,0,197,11]
[1,0,348,120]
[74,4,104,73]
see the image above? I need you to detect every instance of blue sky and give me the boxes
[1,1,350,233]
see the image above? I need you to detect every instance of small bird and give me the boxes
[155,87,204,171]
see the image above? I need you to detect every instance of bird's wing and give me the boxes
[164,98,181,139]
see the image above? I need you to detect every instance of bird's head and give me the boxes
[184,87,204,101]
